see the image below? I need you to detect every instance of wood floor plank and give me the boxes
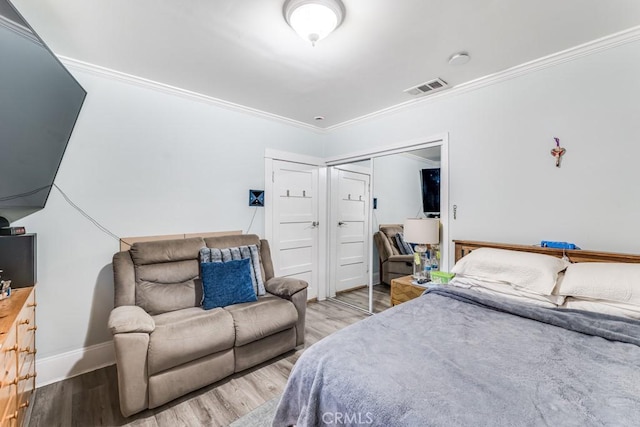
[190,392,237,427]
[29,299,370,426]
[29,380,73,427]
[153,397,206,427]
[334,283,391,313]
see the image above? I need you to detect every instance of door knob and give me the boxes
[338,221,346,226]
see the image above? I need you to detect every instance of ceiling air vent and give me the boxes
[404,78,448,96]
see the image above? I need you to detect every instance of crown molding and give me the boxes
[326,25,640,132]
[58,56,326,134]
[58,25,640,134]
[0,15,40,45]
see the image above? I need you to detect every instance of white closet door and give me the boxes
[271,160,319,299]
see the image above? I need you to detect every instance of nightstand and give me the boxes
[390,275,428,306]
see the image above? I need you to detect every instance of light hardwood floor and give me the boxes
[29,299,370,427]
[334,283,392,313]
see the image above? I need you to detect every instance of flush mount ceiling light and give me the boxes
[284,0,345,46]
[448,52,471,66]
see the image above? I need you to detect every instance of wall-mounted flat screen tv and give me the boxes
[0,0,86,220]
[420,168,440,214]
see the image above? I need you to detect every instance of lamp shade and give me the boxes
[403,218,440,245]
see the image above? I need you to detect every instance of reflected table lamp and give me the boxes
[403,218,440,282]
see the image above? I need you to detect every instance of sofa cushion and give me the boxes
[135,259,202,315]
[130,237,205,266]
[224,295,298,346]
[148,307,235,375]
[201,258,258,310]
[131,238,205,315]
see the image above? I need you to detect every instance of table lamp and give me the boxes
[403,218,440,281]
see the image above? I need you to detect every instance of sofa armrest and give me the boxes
[265,277,308,299]
[108,305,155,335]
[266,277,308,347]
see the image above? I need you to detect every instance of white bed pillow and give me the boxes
[449,276,564,307]
[562,297,640,320]
[451,248,570,295]
[558,262,640,305]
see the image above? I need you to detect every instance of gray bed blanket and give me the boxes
[273,287,640,426]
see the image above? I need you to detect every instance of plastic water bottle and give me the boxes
[423,264,431,281]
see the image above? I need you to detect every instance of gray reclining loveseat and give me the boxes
[108,234,308,416]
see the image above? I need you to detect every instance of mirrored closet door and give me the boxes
[328,160,372,312]
[328,146,442,314]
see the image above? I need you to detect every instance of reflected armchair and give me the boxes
[373,224,414,285]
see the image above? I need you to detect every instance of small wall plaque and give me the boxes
[249,190,265,207]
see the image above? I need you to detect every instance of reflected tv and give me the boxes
[420,168,440,214]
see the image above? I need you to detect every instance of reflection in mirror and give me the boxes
[370,147,441,313]
[329,159,372,312]
[329,146,442,314]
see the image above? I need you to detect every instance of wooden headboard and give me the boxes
[119,230,242,252]
[454,240,640,264]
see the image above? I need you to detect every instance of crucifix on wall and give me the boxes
[551,137,566,168]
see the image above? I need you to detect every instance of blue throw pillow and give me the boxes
[201,258,257,310]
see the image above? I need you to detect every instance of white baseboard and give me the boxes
[36,341,115,387]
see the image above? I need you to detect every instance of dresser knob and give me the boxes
[27,325,37,331]
[5,344,18,353]
[19,372,36,381]
[18,400,29,409]
[27,302,37,308]
[1,377,17,387]
[18,319,30,325]
[6,411,18,420]
[19,346,30,353]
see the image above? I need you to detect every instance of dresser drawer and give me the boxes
[0,379,15,427]
[0,393,16,427]
[15,377,32,427]
[0,287,35,427]
[0,340,17,385]
[16,336,34,378]
[16,354,34,397]
[15,301,35,348]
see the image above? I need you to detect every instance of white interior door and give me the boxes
[271,160,319,299]
[334,168,370,293]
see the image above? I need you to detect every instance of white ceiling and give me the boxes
[11,0,640,129]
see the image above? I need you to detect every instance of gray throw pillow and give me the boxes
[395,233,414,255]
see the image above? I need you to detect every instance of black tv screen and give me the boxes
[421,168,440,214]
[0,1,86,217]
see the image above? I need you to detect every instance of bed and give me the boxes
[273,240,640,426]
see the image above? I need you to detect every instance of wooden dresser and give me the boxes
[0,288,36,427]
